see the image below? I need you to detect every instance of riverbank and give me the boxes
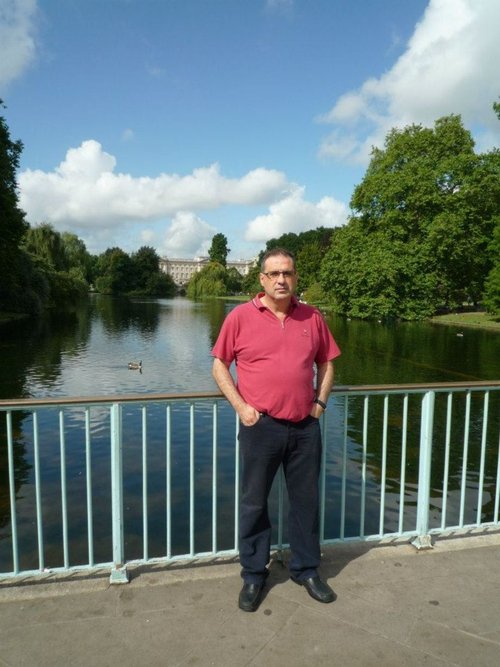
[431,311,500,331]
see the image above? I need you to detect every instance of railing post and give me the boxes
[412,390,435,550]
[109,402,129,583]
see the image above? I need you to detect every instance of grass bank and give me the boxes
[431,311,500,331]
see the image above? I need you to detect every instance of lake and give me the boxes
[1,295,499,400]
[0,295,499,571]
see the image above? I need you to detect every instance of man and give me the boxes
[212,247,341,612]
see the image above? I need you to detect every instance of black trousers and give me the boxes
[238,413,322,584]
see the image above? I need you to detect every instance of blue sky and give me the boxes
[1,0,499,260]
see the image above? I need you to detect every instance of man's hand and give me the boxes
[309,403,325,420]
[238,404,262,426]
[212,358,262,426]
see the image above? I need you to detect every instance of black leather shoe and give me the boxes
[291,575,336,603]
[238,582,265,612]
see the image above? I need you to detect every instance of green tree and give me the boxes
[95,247,134,294]
[302,282,328,305]
[23,223,69,271]
[208,233,230,267]
[483,100,500,315]
[130,246,161,293]
[241,262,261,294]
[187,262,228,298]
[494,99,500,121]
[265,228,335,260]
[22,224,89,308]
[296,242,324,292]
[226,266,243,293]
[61,232,92,283]
[0,100,29,312]
[129,246,177,297]
[322,115,499,320]
[483,218,500,315]
[265,232,303,257]
[145,272,177,297]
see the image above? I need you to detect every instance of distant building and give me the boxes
[159,256,255,287]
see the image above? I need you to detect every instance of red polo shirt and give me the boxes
[211,294,341,421]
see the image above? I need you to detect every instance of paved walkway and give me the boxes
[1,531,500,666]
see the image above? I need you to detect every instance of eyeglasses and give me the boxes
[261,270,296,280]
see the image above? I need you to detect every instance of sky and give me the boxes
[1,0,499,261]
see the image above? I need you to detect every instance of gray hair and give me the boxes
[260,247,296,272]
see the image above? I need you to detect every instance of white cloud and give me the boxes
[18,139,289,227]
[0,0,38,89]
[245,187,347,242]
[318,0,500,164]
[160,211,216,258]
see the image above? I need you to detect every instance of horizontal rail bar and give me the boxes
[1,380,499,410]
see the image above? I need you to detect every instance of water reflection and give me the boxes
[93,294,161,335]
[329,316,499,386]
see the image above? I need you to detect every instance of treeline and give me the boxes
[186,229,336,299]
[320,114,500,320]
[195,113,499,321]
[91,245,175,298]
[2,218,176,316]
[2,98,499,321]
[0,101,175,316]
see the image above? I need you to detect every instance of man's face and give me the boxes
[259,254,298,302]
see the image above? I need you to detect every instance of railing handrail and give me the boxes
[1,380,499,409]
[1,381,499,583]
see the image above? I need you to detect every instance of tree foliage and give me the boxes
[321,115,500,320]
[0,101,27,248]
[95,247,134,294]
[186,262,229,298]
[22,223,90,308]
[483,217,500,315]
[23,223,69,271]
[225,266,243,293]
[0,106,93,314]
[241,262,261,295]
[93,245,176,297]
[265,227,336,292]
[482,100,500,315]
[61,232,93,282]
[0,100,29,311]
[208,233,230,267]
[130,245,176,296]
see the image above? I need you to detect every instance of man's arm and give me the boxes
[212,357,261,426]
[310,360,334,418]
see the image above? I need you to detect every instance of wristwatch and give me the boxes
[314,398,327,410]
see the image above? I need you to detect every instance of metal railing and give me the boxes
[1,381,499,583]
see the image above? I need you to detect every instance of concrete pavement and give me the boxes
[1,531,500,666]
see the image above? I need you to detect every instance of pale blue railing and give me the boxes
[0,381,499,583]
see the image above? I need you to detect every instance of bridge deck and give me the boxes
[1,532,499,666]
